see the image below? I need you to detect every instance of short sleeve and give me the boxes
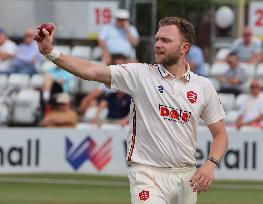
[5,41,17,55]
[188,47,203,65]
[99,25,109,40]
[201,79,225,125]
[110,63,141,96]
[129,26,139,38]
[229,39,240,53]
[253,39,262,53]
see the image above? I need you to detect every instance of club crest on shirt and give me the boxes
[187,91,197,103]
[139,190,150,201]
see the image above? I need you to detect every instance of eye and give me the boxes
[162,38,172,43]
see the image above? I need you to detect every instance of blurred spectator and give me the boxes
[5,28,43,76]
[0,28,17,72]
[187,44,208,77]
[78,54,126,115]
[85,91,130,126]
[42,66,75,103]
[236,80,263,129]
[40,93,78,127]
[229,26,261,64]
[98,9,139,65]
[217,52,248,96]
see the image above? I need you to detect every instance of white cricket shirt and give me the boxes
[110,63,225,168]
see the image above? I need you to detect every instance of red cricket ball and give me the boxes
[38,23,54,37]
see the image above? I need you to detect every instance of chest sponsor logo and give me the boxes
[187,91,197,103]
[159,104,191,123]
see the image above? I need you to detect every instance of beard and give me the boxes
[155,47,181,67]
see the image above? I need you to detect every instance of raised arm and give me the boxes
[34,24,111,86]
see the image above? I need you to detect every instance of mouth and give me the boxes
[155,51,164,55]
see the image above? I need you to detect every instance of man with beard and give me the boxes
[34,17,228,204]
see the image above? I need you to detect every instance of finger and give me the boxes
[42,28,50,37]
[49,23,56,37]
[192,177,204,192]
[189,170,199,182]
[33,35,42,42]
[201,179,212,192]
[197,179,209,193]
[190,173,201,187]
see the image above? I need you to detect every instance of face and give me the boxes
[226,55,238,68]
[24,30,35,45]
[57,103,70,111]
[250,82,261,97]
[116,19,127,28]
[114,58,126,65]
[154,25,190,66]
[243,27,252,44]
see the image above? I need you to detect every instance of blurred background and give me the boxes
[0,0,263,203]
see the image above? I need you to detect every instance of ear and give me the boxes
[180,43,191,54]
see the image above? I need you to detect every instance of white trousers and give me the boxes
[128,163,197,204]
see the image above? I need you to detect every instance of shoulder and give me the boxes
[251,37,262,44]
[232,38,243,46]
[130,25,138,31]
[111,63,152,70]
[101,24,114,30]
[190,72,213,88]
[99,24,114,35]
[4,40,17,48]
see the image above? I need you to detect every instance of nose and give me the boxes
[154,40,162,50]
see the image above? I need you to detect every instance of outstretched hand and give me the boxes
[34,23,55,55]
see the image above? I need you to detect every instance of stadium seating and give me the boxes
[209,77,220,91]
[204,63,210,76]
[53,45,71,55]
[8,73,30,90]
[12,89,41,124]
[91,46,102,60]
[40,60,55,72]
[100,123,122,130]
[71,45,92,59]
[256,63,263,77]
[239,126,262,132]
[235,93,249,110]
[0,74,8,94]
[210,62,229,76]
[30,74,45,89]
[240,62,256,77]
[0,103,9,124]
[218,93,236,112]
[79,80,102,94]
[68,78,80,94]
[224,110,239,125]
[76,123,99,130]
[215,48,230,61]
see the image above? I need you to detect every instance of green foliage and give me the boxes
[157,0,213,33]
[157,0,213,19]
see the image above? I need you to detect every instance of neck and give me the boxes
[165,58,187,78]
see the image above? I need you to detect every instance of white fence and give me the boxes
[0,128,262,180]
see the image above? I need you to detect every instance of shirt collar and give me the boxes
[157,61,191,82]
